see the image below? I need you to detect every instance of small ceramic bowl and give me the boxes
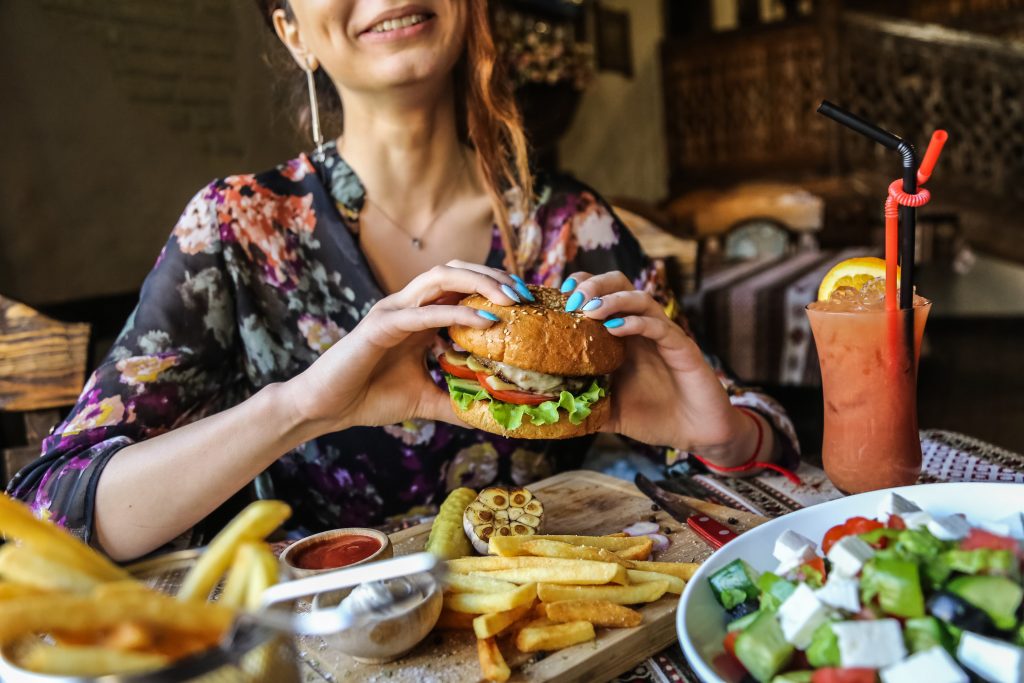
[280,527,392,580]
[311,572,443,663]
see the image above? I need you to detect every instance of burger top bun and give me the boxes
[451,388,611,439]
[449,285,625,377]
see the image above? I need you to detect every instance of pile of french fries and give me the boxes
[0,494,290,677]
[436,533,698,682]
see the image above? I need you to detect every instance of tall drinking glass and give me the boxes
[806,300,931,494]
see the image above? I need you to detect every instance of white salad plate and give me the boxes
[676,482,1024,683]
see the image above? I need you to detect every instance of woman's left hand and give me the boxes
[564,271,759,463]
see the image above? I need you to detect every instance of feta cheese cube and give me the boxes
[833,619,907,669]
[778,583,831,649]
[902,511,934,529]
[815,575,861,613]
[877,492,921,521]
[881,646,968,683]
[928,514,972,541]
[774,530,819,573]
[827,536,875,577]
[957,631,1024,683]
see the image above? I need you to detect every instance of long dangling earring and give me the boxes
[303,61,325,162]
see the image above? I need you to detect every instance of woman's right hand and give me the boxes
[282,261,525,437]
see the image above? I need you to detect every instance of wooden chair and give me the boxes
[0,295,90,488]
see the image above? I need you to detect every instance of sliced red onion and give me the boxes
[647,533,671,552]
[623,521,660,536]
[451,342,466,353]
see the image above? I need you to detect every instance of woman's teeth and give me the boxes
[370,14,428,33]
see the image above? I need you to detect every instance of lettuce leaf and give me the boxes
[445,376,606,431]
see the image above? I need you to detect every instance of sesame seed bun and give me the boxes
[449,285,625,377]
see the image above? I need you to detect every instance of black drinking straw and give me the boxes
[816,101,917,312]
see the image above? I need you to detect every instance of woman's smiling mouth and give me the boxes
[360,9,436,41]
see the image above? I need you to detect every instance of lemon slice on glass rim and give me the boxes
[817,257,901,302]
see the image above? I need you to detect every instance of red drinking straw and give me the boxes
[883,130,949,312]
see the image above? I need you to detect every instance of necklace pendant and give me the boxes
[411,237,422,249]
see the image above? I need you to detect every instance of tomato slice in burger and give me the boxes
[475,372,554,406]
[438,353,478,381]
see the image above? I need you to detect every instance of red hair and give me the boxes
[255,0,532,274]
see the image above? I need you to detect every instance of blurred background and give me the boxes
[2,0,1023,480]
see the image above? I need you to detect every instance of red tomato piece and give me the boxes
[886,515,906,530]
[822,523,850,554]
[812,668,877,683]
[475,372,553,406]
[960,528,1020,552]
[723,630,740,657]
[801,556,827,582]
[845,517,884,536]
[437,353,478,381]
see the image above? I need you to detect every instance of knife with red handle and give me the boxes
[634,473,739,549]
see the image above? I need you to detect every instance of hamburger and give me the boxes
[440,285,625,439]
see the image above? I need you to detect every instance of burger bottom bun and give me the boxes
[451,395,611,440]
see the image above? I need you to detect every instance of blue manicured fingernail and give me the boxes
[510,274,526,286]
[515,282,535,302]
[500,284,521,303]
[603,318,625,329]
[476,309,500,322]
[560,277,577,293]
[582,297,603,312]
[565,291,584,312]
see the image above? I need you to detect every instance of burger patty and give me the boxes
[473,356,593,395]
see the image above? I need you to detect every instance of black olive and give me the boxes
[927,591,996,635]
[727,600,760,621]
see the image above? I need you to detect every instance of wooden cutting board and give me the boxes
[297,470,765,683]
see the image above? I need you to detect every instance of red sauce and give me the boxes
[293,535,381,570]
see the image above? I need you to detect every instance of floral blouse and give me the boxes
[7,142,799,546]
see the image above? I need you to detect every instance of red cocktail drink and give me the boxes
[807,292,930,494]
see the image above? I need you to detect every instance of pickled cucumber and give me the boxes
[425,487,478,559]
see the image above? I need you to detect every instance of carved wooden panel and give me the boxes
[662,21,829,192]
[838,13,1024,209]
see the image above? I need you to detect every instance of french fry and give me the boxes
[471,562,627,586]
[244,543,279,611]
[0,582,45,600]
[605,532,630,537]
[443,582,537,614]
[177,500,290,602]
[544,600,643,628]
[521,539,634,568]
[0,592,233,644]
[536,580,669,605]
[477,637,511,683]
[19,643,170,677]
[218,543,258,609]
[0,494,129,582]
[626,569,686,594]
[445,573,518,594]
[515,620,595,653]
[449,556,627,586]
[489,534,648,557]
[614,538,654,561]
[435,609,475,630]
[0,544,102,594]
[473,603,532,639]
[630,561,699,581]
[92,581,157,601]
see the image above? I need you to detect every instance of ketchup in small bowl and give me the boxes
[280,527,393,579]
[293,534,381,571]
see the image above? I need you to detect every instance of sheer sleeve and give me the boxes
[551,181,801,470]
[6,183,244,544]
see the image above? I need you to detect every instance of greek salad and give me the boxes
[707,492,1024,683]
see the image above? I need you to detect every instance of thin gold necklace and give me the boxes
[363,156,468,250]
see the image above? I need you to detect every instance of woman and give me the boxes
[8,0,798,561]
